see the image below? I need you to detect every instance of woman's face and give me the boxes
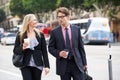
[29,16,37,28]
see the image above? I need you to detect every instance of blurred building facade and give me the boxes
[0,0,10,17]
[0,0,21,32]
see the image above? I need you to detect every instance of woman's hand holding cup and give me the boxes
[23,38,30,50]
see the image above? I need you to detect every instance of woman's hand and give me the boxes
[44,67,50,75]
[22,42,29,50]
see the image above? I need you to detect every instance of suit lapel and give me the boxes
[58,26,66,48]
[71,25,75,48]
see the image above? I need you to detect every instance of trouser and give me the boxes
[20,66,42,80]
[60,58,85,80]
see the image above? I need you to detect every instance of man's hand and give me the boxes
[59,50,68,58]
[84,65,88,70]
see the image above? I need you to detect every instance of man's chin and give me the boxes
[60,23,65,26]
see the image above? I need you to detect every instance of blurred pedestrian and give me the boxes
[48,7,87,80]
[13,14,50,80]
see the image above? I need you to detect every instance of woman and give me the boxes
[13,14,50,80]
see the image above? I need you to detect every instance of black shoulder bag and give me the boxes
[12,53,24,68]
[12,33,25,68]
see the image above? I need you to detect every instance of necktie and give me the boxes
[65,28,71,50]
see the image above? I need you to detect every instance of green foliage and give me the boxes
[107,0,120,6]
[56,0,61,7]
[22,0,34,12]
[56,0,84,8]
[22,0,57,13]
[9,0,23,16]
[9,0,119,17]
[83,0,95,11]
[42,0,56,11]
[9,0,84,16]
[0,9,6,22]
[84,0,94,7]
[83,0,120,11]
[9,0,32,17]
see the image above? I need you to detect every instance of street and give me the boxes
[0,44,119,80]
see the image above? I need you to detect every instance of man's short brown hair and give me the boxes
[57,7,69,16]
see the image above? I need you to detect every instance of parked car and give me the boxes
[1,33,16,45]
[0,32,4,42]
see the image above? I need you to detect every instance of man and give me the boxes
[48,7,87,80]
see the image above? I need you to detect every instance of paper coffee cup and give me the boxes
[65,51,69,58]
[24,38,30,48]
[24,38,30,43]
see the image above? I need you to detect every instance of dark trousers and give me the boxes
[20,66,42,80]
[60,59,85,80]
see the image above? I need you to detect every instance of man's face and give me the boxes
[57,12,69,27]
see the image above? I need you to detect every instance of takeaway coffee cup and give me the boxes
[24,38,30,48]
[64,49,69,58]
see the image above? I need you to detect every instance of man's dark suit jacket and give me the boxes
[13,31,50,68]
[48,24,87,75]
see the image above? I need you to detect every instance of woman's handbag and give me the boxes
[12,54,24,68]
[84,70,93,80]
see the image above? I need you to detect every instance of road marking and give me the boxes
[0,69,21,78]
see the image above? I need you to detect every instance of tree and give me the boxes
[55,0,85,18]
[83,0,120,17]
[56,0,84,8]
[0,9,6,22]
[22,0,57,13]
[9,0,32,18]
[22,0,57,21]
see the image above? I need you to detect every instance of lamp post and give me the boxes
[108,43,113,80]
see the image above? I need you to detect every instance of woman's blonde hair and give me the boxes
[19,14,41,43]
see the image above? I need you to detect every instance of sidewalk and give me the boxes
[41,54,60,80]
[41,44,119,80]
[111,42,120,46]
